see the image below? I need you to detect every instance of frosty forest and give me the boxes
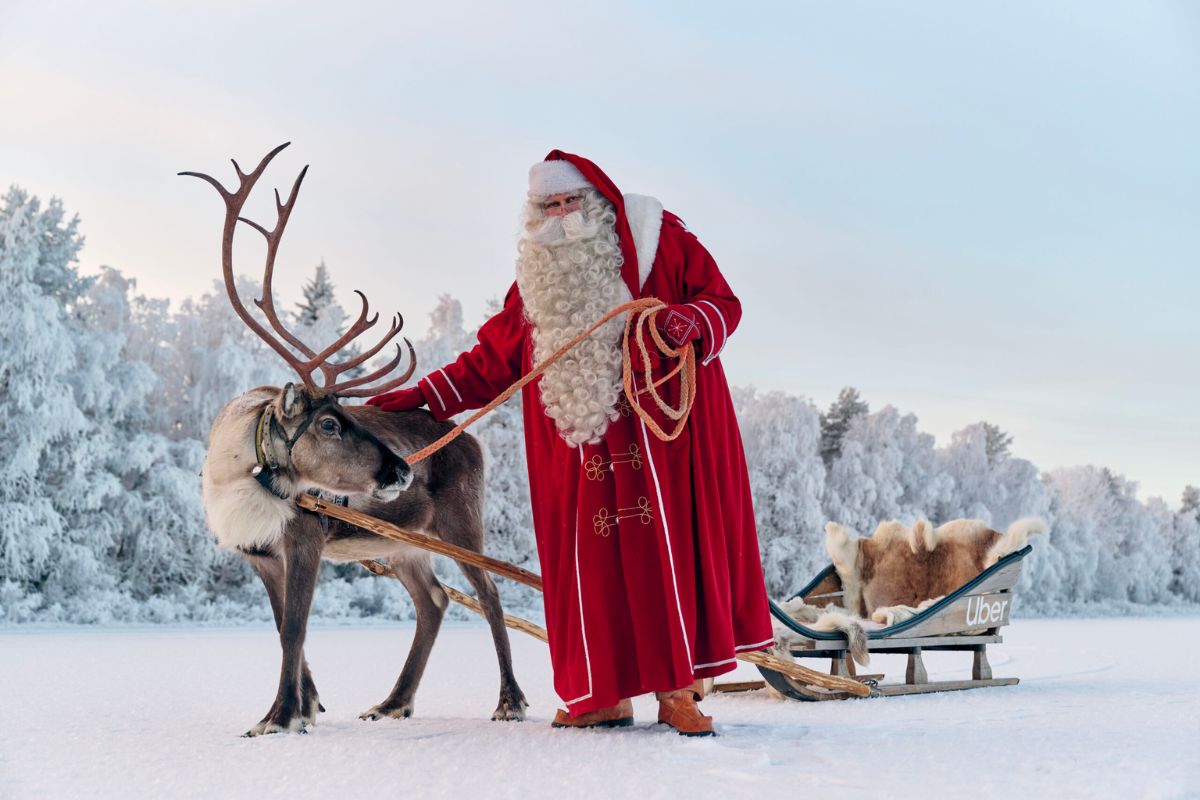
[2,186,1198,625]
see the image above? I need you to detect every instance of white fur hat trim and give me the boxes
[528,160,592,197]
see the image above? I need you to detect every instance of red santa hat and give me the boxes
[527,159,593,197]
[540,150,641,299]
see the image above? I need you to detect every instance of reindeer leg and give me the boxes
[433,498,527,722]
[455,561,528,721]
[360,554,447,721]
[244,520,324,737]
[246,550,324,720]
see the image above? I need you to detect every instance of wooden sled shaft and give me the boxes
[358,559,549,642]
[299,493,543,590]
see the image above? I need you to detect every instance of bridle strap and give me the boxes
[252,399,346,515]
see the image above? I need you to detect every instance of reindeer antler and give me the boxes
[179,143,417,398]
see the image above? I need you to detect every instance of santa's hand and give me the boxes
[655,305,703,348]
[365,385,427,412]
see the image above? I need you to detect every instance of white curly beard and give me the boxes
[516,190,630,447]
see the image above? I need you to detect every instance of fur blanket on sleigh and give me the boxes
[773,517,1048,666]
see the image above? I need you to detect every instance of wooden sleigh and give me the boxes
[752,544,1033,701]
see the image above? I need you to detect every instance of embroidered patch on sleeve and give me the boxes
[661,308,700,347]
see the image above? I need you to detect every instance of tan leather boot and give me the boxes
[550,698,634,729]
[656,688,714,737]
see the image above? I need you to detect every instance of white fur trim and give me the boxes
[623,193,663,291]
[528,160,591,196]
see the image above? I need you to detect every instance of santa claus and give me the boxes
[368,151,773,736]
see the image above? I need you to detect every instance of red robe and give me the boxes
[394,153,773,715]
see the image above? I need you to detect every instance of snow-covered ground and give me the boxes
[2,617,1197,799]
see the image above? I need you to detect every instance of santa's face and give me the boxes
[541,192,582,217]
[525,192,601,247]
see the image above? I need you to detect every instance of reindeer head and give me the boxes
[182,143,420,502]
[272,383,412,501]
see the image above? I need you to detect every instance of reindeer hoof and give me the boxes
[492,695,529,722]
[242,716,308,737]
[359,702,413,721]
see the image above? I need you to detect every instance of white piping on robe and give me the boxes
[694,656,737,670]
[420,376,445,412]
[695,299,728,365]
[635,386,694,669]
[564,447,594,707]
[686,302,718,363]
[694,640,775,671]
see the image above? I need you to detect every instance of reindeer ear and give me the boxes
[281,383,308,419]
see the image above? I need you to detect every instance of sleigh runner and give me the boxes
[755,543,1033,701]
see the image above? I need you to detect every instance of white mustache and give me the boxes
[527,210,601,246]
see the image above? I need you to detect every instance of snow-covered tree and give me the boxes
[71,269,214,609]
[168,277,294,442]
[982,422,1013,464]
[0,188,92,589]
[1168,507,1200,602]
[819,387,868,467]
[291,259,364,379]
[295,259,335,325]
[1181,486,1199,521]
[935,422,1050,529]
[822,405,951,533]
[733,387,827,595]
[1038,466,1174,606]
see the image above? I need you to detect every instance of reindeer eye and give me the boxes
[321,418,337,433]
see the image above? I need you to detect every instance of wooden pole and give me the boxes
[358,559,549,643]
[297,493,542,591]
[308,498,869,698]
[736,650,871,697]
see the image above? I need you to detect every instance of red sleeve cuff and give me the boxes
[684,300,729,364]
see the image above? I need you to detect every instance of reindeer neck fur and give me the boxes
[202,388,300,552]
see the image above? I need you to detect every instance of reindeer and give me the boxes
[184,144,527,736]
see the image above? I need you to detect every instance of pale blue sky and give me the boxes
[2,1,1196,505]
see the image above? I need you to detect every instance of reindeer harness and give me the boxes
[252,402,347,530]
